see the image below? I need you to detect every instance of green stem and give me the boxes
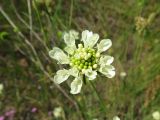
[89,81,107,114]
[83,75,86,85]
[33,0,48,51]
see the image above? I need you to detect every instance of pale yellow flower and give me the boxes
[49,30,115,94]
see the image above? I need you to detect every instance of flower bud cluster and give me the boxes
[70,44,100,71]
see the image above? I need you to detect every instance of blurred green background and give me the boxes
[0,0,160,120]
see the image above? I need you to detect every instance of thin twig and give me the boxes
[11,1,49,52]
[27,0,33,41]
[69,0,73,28]
[32,0,48,45]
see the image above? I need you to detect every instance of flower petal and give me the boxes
[99,65,115,78]
[89,33,99,48]
[84,69,97,80]
[81,30,93,42]
[64,46,75,55]
[63,30,78,49]
[99,55,114,66]
[97,39,112,53]
[49,47,70,64]
[70,78,83,94]
[69,30,79,39]
[54,69,70,84]
[81,30,99,48]
[69,67,79,78]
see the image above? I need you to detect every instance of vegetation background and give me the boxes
[0,0,160,120]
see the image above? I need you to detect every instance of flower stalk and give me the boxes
[89,80,107,114]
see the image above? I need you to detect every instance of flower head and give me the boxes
[152,111,160,120]
[49,30,115,94]
[53,107,63,118]
[31,107,37,113]
[120,71,127,78]
[0,116,5,120]
[135,16,148,34]
[5,109,16,117]
[113,116,120,120]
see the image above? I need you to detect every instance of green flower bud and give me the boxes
[78,44,83,48]
[75,61,79,65]
[88,62,92,66]
[92,53,96,57]
[84,66,88,69]
[78,66,82,70]
[88,66,92,69]
[96,52,100,58]
[82,48,85,52]
[75,65,78,68]
[80,64,83,67]
[93,64,98,69]
[85,56,89,60]
[85,62,88,65]
[82,69,86,74]
[70,63,73,66]
[83,52,87,56]
[81,59,85,63]
[92,60,96,65]
[96,58,99,62]
[87,53,91,58]
[90,49,95,53]
[78,60,81,64]
[91,57,95,60]
[80,54,84,58]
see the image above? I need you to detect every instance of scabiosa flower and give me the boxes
[113,116,120,120]
[49,30,115,94]
[120,71,127,78]
[152,111,160,120]
[53,107,63,118]
[0,116,5,120]
[31,107,37,113]
[5,109,16,120]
